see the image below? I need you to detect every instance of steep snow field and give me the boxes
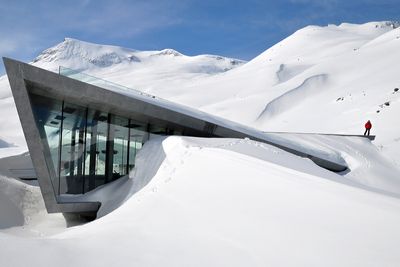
[1,21,400,266]
[172,21,400,164]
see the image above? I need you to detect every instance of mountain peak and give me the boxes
[154,48,183,57]
[30,38,245,74]
[336,21,400,30]
[32,37,136,68]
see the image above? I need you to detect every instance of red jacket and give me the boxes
[365,121,372,129]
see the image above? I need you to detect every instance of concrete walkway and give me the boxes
[263,132,376,141]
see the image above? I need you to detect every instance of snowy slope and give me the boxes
[1,136,400,266]
[167,21,400,165]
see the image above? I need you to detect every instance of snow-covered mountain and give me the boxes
[1,21,400,266]
[168,21,400,164]
[33,37,245,90]
[1,21,399,163]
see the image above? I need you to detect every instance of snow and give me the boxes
[0,21,400,266]
[1,136,400,266]
[0,175,66,235]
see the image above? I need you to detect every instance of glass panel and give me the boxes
[128,121,147,171]
[171,128,183,135]
[59,103,86,194]
[109,116,129,180]
[84,110,108,192]
[29,93,187,196]
[59,66,156,99]
[148,125,182,138]
[149,124,167,140]
[29,94,62,194]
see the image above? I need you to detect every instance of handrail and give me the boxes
[262,131,375,140]
[59,66,157,99]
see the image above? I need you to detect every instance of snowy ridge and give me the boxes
[33,37,245,73]
[33,38,137,68]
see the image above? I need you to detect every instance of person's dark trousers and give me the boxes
[364,129,370,136]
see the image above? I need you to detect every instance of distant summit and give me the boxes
[32,38,246,73]
[153,49,183,57]
[33,38,139,68]
[336,21,399,29]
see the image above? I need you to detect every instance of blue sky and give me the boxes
[1,0,400,74]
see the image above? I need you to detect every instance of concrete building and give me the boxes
[3,58,349,217]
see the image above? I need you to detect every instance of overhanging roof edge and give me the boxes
[3,57,349,174]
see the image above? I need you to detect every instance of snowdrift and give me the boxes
[1,136,400,266]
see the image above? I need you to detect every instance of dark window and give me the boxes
[29,93,186,196]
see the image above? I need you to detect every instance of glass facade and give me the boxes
[29,93,178,195]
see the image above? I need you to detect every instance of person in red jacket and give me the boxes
[364,120,372,136]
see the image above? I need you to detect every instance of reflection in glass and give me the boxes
[108,116,129,181]
[59,103,86,194]
[129,122,147,170]
[85,110,108,192]
[29,93,185,196]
